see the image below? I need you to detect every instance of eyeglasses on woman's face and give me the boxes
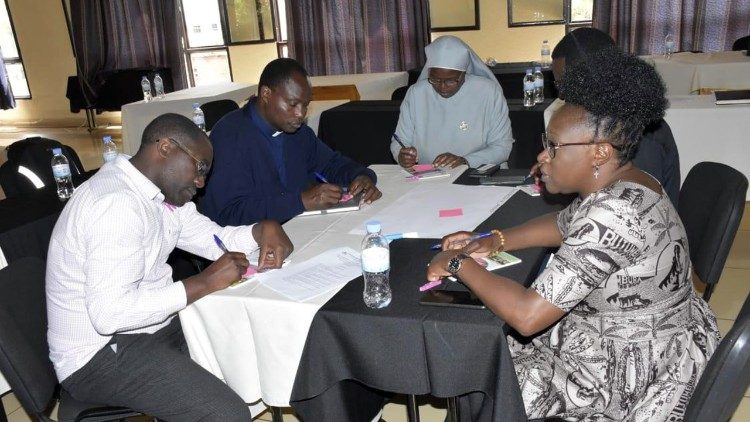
[427,74,465,88]
[167,137,209,177]
[541,132,595,159]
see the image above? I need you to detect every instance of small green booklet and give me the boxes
[482,251,522,271]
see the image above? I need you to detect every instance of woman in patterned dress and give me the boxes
[427,48,720,421]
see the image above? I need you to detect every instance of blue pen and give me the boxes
[392,133,406,149]
[213,234,229,253]
[430,232,493,250]
[313,172,329,184]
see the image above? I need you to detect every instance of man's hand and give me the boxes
[301,183,342,210]
[252,220,294,269]
[348,175,382,204]
[433,153,468,168]
[398,147,418,168]
[184,252,249,303]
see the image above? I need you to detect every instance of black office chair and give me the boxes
[732,35,749,51]
[0,257,143,422]
[678,162,748,301]
[201,99,239,132]
[391,85,408,101]
[685,291,750,421]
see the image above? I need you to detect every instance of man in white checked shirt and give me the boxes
[46,113,293,421]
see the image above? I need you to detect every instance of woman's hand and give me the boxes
[440,231,498,258]
[426,250,461,281]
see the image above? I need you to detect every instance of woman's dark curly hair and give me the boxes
[558,47,668,164]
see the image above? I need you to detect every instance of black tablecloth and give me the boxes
[408,63,558,100]
[290,191,564,421]
[317,99,552,170]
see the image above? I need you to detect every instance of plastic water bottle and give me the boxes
[141,76,152,102]
[541,40,551,68]
[153,73,165,99]
[51,148,74,200]
[533,66,544,104]
[192,103,206,132]
[664,34,675,59]
[102,135,117,164]
[523,69,535,108]
[361,220,391,309]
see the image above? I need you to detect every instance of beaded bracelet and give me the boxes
[490,229,505,253]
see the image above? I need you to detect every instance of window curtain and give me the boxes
[593,0,750,55]
[0,45,15,110]
[286,0,430,76]
[70,0,187,105]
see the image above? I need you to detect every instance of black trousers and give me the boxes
[62,317,250,422]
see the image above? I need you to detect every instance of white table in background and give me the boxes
[179,165,472,412]
[643,51,750,95]
[120,82,254,155]
[663,95,750,200]
[309,71,408,100]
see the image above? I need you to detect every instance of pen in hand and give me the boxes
[213,234,229,253]
[392,133,406,149]
[430,232,493,250]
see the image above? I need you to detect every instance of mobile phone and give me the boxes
[479,175,528,186]
[468,163,500,177]
[419,290,486,310]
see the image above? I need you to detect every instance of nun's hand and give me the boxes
[433,153,467,168]
[398,147,418,168]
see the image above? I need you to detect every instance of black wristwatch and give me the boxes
[447,253,471,276]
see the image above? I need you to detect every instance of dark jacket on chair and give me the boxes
[632,119,680,208]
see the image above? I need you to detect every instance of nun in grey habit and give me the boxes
[391,36,514,169]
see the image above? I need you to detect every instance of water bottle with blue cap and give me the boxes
[361,220,391,308]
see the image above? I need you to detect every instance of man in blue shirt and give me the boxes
[201,58,382,225]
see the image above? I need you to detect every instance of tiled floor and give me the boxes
[1,128,749,421]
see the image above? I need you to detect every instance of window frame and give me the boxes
[272,0,287,57]
[179,0,234,87]
[564,0,592,33]
[219,0,277,46]
[1,0,31,99]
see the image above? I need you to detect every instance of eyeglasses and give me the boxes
[541,132,595,159]
[167,138,209,177]
[427,74,465,88]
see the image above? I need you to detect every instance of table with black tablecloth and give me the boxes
[290,189,564,422]
[317,99,552,170]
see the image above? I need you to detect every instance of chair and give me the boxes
[678,162,748,301]
[200,99,239,132]
[684,291,750,421]
[0,257,143,422]
[391,85,408,101]
[732,35,749,51]
[311,84,360,101]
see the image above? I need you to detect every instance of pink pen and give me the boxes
[419,279,442,292]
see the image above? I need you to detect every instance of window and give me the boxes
[273,0,288,57]
[0,0,30,98]
[180,0,280,87]
[566,0,593,32]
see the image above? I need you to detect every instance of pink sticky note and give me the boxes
[439,208,464,218]
[339,193,354,202]
[243,265,259,277]
[412,164,435,172]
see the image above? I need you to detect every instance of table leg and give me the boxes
[446,397,459,422]
[270,406,283,422]
[406,394,420,422]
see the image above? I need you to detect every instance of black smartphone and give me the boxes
[479,175,528,186]
[468,163,500,178]
[419,290,486,310]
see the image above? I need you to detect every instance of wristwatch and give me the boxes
[447,252,471,276]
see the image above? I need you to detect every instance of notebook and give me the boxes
[715,90,750,105]
[478,251,522,271]
[299,192,363,216]
[404,167,450,180]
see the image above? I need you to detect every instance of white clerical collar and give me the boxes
[272,131,282,137]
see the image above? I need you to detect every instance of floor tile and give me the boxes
[727,230,750,270]
[739,202,750,232]
[731,397,750,421]
[708,267,750,320]
[717,318,735,337]
[1,393,21,416]
[6,408,32,422]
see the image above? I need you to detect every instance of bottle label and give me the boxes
[524,81,536,91]
[103,151,117,163]
[193,115,205,125]
[52,164,71,178]
[362,247,389,272]
[534,79,544,88]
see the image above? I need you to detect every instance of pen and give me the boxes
[419,279,442,292]
[392,133,406,149]
[213,234,229,253]
[313,172,329,184]
[384,232,419,241]
[430,232,493,250]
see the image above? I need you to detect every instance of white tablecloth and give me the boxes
[121,82,254,155]
[306,99,349,134]
[643,51,750,95]
[309,71,408,100]
[179,164,471,407]
[663,95,750,200]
